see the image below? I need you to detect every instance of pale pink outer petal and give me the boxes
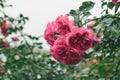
[86,21,96,29]
[55,15,73,35]
[44,21,58,46]
[0,28,2,34]
[56,15,69,26]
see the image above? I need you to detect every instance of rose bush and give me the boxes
[0,0,120,80]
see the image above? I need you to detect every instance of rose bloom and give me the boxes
[0,22,11,36]
[50,36,84,65]
[112,0,118,4]
[67,27,93,51]
[68,27,101,51]
[55,14,73,35]
[11,37,19,41]
[44,21,58,46]
[44,14,74,46]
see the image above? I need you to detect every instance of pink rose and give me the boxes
[67,28,93,51]
[56,15,73,35]
[56,15,69,26]
[0,22,11,36]
[44,15,74,45]
[112,0,118,4]
[11,37,19,41]
[63,49,84,65]
[50,36,84,65]
[44,21,58,46]
[70,25,81,33]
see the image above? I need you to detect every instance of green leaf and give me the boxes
[101,2,107,9]
[18,20,21,23]
[79,1,95,11]
[34,42,42,45]
[0,3,4,8]
[69,10,77,16]
[73,15,80,26]
[98,64,107,76]
[19,14,24,18]
[19,26,23,30]
[105,9,108,14]
[107,2,114,9]
[9,17,14,22]
[24,17,29,21]
[82,12,91,17]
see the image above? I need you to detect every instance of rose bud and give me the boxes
[12,37,19,41]
[86,21,96,29]
[112,0,118,4]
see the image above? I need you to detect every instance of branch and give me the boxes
[111,59,120,79]
[82,14,120,25]
[114,60,120,75]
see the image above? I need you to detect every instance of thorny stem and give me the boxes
[114,60,120,76]
[15,22,38,79]
[82,14,120,25]
[110,59,120,79]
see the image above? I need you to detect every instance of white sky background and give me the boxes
[5,0,103,49]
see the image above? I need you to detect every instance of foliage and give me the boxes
[0,0,120,80]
